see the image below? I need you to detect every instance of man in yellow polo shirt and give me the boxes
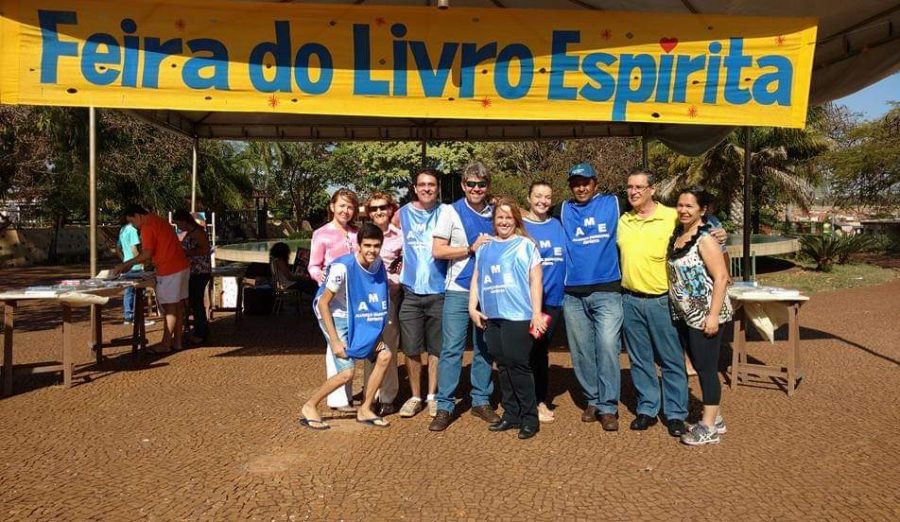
[617,170,689,437]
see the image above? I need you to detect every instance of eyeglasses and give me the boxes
[626,185,651,193]
[367,204,390,212]
[465,180,488,189]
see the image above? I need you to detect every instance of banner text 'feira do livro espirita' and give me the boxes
[0,0,818,127]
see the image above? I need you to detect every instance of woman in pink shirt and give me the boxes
[309,188,360,410]
[308,188,360,285]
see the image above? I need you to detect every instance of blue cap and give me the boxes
[567,162,597,180]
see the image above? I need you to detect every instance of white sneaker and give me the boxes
[428,399,438,418]
[681,423,721,446]
[399,397,424,418]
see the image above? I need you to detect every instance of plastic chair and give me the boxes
[270,260,303,315]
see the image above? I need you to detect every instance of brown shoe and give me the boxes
[429,410,453,432]
[581,406,599,423]
[599,413,619,431]
[471,405,502,423]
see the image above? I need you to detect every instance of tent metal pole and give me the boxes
[420,140,427,168]
[641,135,649,170]
[89,107,97,278]
[191,136,199,213]
[88,107,99,353]
[742,126,752,281]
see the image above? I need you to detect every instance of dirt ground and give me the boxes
[1,264,898,521]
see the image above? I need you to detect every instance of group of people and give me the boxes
[113,205,212,353]
[298,161,733,446]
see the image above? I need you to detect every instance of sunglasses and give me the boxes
[367,204,390,212]
[465,180,488,189]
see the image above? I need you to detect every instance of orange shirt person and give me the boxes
[113,204,190,353]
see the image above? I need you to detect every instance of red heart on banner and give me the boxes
[659,37,678,53]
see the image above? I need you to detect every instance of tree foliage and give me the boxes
[333,141,482,200]
[822,103,900,212]
[480,138,642,206]
[652,106,831,232]
[244,142,357,225]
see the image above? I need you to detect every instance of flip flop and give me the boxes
[298,417,331,430]
[356,416,390,428]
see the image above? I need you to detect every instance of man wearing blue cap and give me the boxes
[554,162,625,431]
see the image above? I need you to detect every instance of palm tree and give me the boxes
[654,106,831,232]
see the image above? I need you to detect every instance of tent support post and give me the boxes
[742,126,752,281]
[420,140,427,168]
[88,107,99,355]
[191,137,199,213]
[641,135,649,170]
[89,107,97,278]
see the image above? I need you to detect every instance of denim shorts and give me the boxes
[318,315,384,373]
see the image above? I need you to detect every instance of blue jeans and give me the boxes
[622,294,688,421]
[123,286,135,322]
[563,291,623,414]
[436,290,494,412]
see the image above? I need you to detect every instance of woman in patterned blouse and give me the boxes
[667,187,733,446]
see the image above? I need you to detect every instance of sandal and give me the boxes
[356,416,390,428]
[298,416,331,430]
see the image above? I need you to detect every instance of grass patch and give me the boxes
[756,259,897,294]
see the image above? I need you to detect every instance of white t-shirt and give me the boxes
[433,201,493,293]
[322,257,384,319]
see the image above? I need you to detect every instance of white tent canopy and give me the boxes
[127,0,900,155]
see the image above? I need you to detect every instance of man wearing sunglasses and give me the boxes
[429,162,501,431]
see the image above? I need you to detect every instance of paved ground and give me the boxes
[1,264,898,521]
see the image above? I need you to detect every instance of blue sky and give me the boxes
[833,72,898,120]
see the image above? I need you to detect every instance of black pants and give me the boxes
[188,273,211,339]
[485,319,538,429]
[529,305,562,404]
[677,321,724,406]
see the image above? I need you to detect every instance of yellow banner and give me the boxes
[0,0,818,127]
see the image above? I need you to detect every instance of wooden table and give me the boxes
[207,265,246,322]
[729,293,810,397]
[1,280,151,396]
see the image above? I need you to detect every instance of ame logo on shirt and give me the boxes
[357,293,386,312]
[574,220,608,237]
[483,264,503,285]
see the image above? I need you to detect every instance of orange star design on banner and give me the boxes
[480,97,492,109]
[775,35,786,46]
[375,17,387,26]
[268,95,279,109]
[601,29,612,40]
[175,19,186,32]
[687,105,698,118]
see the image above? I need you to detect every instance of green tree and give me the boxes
[244,142,354,224]
[333,141,482,201]
[482,138,642,206]
[653,107,831,232]
[99,111,254,215]
[823,103,900,213]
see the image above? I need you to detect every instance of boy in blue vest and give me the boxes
[300,223,393,429]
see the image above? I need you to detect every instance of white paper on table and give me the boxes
[222,277,237,308]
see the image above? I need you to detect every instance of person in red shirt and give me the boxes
[113,204,190,353]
